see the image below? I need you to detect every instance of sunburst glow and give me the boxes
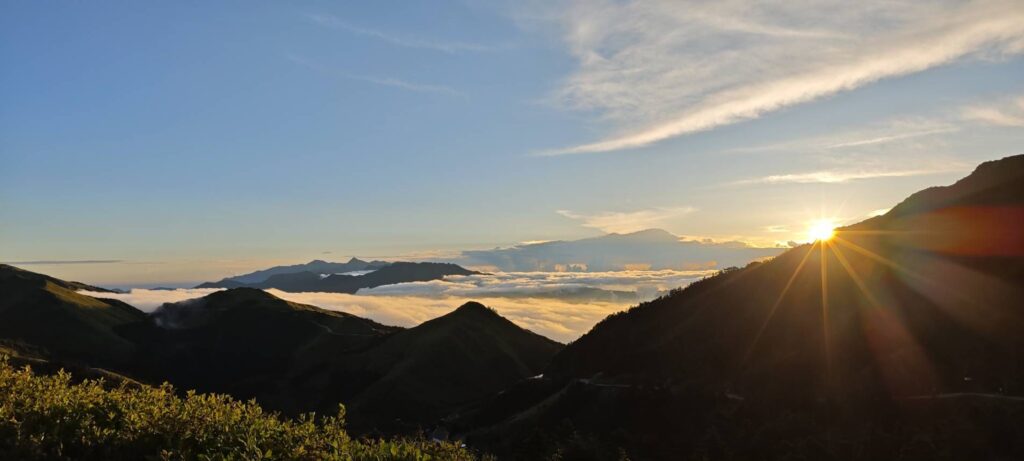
[808,220,837,242]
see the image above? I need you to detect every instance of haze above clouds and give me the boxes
[454,229,783,272]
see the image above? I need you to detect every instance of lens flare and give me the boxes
[808,220,837,242]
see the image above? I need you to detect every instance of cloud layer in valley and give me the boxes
[78,269,713,342]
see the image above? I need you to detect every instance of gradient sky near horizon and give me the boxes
[2,1,1024,285]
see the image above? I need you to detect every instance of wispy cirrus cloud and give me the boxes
[531,0,1024,155]
[556,206,696,233]
[288,55,466,97]
[307,13,499,54]
[823,127,957,149]
[348,74,467,97]
[733,167,963,185]
[728,118,959,154]
[962,94,1024,127]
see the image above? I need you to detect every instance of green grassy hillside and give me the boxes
[0,265,147,367]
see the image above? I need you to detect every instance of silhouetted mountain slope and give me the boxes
[198,262,478,293]
[122,288,400,408]
[464,154,1024,460]
[0,264,115,293]
[0,265,563,439]
[197,258,390,287]
[461,228,784,271]
[339,302,563,432]
[873,154,1024,221]
[0,264,146,367]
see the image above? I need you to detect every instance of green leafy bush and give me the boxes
[0,356,484,460]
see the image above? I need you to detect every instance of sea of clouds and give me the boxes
[81,269,712,342]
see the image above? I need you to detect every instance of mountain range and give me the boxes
[457,228,785,272]
[198,257,390,286]
[1,154,1022,459]
[197,261,478,293]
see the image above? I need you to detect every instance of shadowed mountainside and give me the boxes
[135,289,561,432]
[314,302,564,433]
[0,269,562,435]
[0,264,146,368]
[120,288,401,411]
[461,154,1024,460]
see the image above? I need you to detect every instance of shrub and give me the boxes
[0,356,484,461]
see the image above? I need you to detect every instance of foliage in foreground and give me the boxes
[0,357,484,461]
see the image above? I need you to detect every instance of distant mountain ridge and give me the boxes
[197,261,479,293]
[198,257,390,287]
[460,228,784,272]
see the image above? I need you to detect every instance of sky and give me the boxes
[2,0,1024,286]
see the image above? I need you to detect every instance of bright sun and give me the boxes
[807,220,837,242]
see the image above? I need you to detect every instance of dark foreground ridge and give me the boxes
[456,154,1024,460]
[0,267,562,437]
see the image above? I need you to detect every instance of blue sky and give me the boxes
[2,1,1023,285]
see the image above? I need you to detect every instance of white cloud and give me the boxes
[77,270,713,342]
[823,127,958,149]
[270,269,712,341]
[78,288,223,312]
[363,270,708,298]
[557,207,696,233]
[728,118,958,154]
[288,55,466,97]
[269,291,626,343]
[962,94,1024,127]
[733,167,962,185]
[307,13,498,54]
[530,0,1024,155]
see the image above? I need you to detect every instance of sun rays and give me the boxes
[744,225,945,395]
[743,243,817,363]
